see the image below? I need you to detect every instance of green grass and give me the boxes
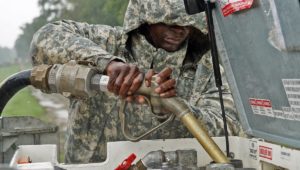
[0,64,45,118]
[0,65,29,83]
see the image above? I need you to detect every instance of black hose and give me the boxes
[0,69,32,115]
[205,1,230,157]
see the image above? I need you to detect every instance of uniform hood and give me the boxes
[123,0,207,34]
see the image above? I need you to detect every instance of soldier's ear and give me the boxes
[137,23,150,35]
[138,23,156,47]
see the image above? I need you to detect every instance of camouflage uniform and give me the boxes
[30,0,242,164]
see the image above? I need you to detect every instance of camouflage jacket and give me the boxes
[30,0,242,164]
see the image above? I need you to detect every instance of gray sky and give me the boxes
[0,0,40,48]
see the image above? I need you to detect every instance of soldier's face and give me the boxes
[149,23,190,52]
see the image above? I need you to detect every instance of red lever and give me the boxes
[115,153,137,170]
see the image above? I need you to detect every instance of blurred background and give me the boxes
[0,0,129,161]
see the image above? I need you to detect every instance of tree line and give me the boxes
[9,0,129,63]
[0,46,16,65]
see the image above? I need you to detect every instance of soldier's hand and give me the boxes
[105,60,143,98]
[145,67,176,97]
[125,67,176,105]
[125,95,146,104]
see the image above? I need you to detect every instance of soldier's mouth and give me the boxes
[164,37,182,45]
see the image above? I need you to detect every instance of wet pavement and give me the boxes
[30,88,69,162]
[31,88,69,130]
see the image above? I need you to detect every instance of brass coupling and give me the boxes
[30,61,99,98]
[30,64,52,92]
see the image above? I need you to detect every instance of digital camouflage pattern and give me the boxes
[123,0,208,34]
[30,0,243,164]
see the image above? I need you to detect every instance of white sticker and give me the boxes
[273,109,285,119]
[249,98,273,117]
[282,107,295,120]
[274,107,300,122]
[280,148,291,161]
[282,79,300,108]
[249,140,258,160]
[291,108,300,121]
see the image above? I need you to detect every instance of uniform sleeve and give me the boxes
[30,19,126,73]
[189,51,243,136]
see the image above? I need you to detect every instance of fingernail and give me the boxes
[128,91,132,95]
[156,77,161,83]
[155,87,161,93]
[145,81,149,87]
[139,97,144,103]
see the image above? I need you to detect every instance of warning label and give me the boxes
[249,140,258,160]
[282,79,300,108]
[259,145,273,160]
[281,79,300,121]
[218,0,254,17]
[249,98,273,117]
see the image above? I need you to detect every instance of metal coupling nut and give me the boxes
[30,64,52,92]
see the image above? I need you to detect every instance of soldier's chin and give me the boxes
[162,44,180,52]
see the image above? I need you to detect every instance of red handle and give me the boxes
[115,153,136,170]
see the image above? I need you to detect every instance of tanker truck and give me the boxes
[1,0,300,169]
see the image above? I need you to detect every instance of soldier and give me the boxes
[30,0,242,164]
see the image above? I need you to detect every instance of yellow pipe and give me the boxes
[180,112,229,163]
